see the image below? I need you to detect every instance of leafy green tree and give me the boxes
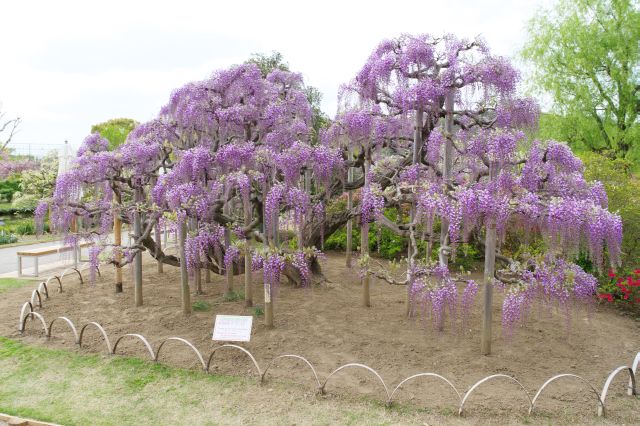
[247,51,289,77]
[522,0,640,159]
[0,176,21,203]
[11,151,58,209]
[91,118,138,151]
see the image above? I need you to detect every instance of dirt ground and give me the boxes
[2,250,639,423]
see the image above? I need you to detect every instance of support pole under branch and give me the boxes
[481,161,499,355]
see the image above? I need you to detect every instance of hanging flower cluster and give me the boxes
[500,258,598,338]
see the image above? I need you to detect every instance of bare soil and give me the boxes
[2,251,639,424]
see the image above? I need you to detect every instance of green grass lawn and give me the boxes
[0,278,37,294]
[0,338,435,426]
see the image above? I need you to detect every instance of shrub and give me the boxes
[0,176,21,203]
[0,218,41,236]
[0,206,35,216]
[326,207,483,271]
[14,221,35,235]
[598,269,640,314]
[0,232,18,245]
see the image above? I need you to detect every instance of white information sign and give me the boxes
[212,315,253,342]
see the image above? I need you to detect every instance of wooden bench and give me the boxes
[17,242,93,277]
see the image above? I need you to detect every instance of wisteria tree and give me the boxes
[326,34,622,354]
[42,35,623,354]
[41,63,341,326]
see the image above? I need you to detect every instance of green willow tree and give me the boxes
[522,0,640,159]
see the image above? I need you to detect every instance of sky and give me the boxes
[0,0,555,156]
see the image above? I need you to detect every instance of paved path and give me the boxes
[0,230,172,278]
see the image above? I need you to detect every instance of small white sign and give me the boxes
[212,315,253,342]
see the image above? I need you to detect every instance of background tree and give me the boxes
[522,0,640,160]
[0,104,20,152]
[0,105,36,180]
[91,118,138,151]
[11,150,58,210]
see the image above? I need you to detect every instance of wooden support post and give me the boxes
[361,150,371,308]
[190,218,202,295]
[481,161,499,355]
[113,193,123,293]
[133,189,143,307]
[361,222,370,307]
[178,220,191,315]
[224,228,234,297]
[265,282,273,328]
[440,92,455,268]
[346,149,353,268]
[194,258,202,295]
[244,202,253,307]
[407,109,423,316]
[298,173,306,250]
[163,223,168,247]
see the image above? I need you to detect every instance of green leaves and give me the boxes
[90,118,138,151]
[522,0,640,159]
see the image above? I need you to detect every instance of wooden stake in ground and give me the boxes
[481,161,499,355]
[190,218,203,295]
[178,220,191,315]
[361,149,371,308]
[407,108,424,316]
[439,92,455,268]
[264,282,274,328]
[113,192,123,293]
[346,149,353,268]
[244,201,253,307]
[133,193,143,307]
[224,228,234,297]
[151,177,163,275]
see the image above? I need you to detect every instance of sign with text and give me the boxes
[212,315,253,342]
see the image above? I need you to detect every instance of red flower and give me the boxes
[634,269,640,275]
[608,269,616,278]
[598,293,614,302]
